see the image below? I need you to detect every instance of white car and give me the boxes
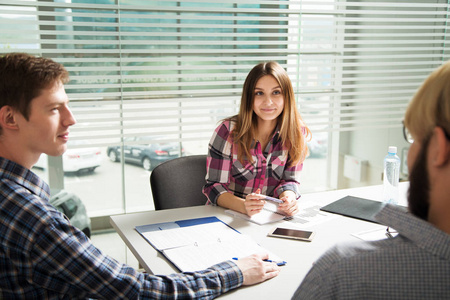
[35,141,102,174]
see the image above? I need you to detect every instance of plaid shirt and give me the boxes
[0,157,242,299]
[203,120,303,205]
[292,204,450,299]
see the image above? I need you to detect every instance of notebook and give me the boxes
[320,196,386,224]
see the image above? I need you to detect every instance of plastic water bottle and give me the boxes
[382,146,401,204]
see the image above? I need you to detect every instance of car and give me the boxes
[49,190,92,238]
[34,140,102,174]
[307,132,328,158]
[107,136,185,171]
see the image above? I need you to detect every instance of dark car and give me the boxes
[107,136,184,171]
[50,190,91,238]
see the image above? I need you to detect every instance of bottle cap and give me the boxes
[388,146,397,154]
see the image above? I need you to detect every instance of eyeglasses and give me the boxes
[403,122,414,144]
[403,122,450,144]
[385,227,398,239]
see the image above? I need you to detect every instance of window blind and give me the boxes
[1,0,449,149]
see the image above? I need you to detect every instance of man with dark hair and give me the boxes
[292,61,450,299]
[0,53,280,299]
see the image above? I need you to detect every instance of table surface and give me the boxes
[110,182,409,299]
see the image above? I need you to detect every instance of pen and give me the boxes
[265,259,287,266]
[263,196,283,204]
[232,257,286,266]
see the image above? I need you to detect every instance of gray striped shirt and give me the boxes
[292,204,450,299]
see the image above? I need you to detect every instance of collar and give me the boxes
[376,204,450,260]
[0,156,50,201]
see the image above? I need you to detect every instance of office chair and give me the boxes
[150,155,208,210]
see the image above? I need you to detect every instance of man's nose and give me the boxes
[63,106,77,127]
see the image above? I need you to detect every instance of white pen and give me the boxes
[263,196,283,204]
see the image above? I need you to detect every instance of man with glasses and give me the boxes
[292,62,450,299]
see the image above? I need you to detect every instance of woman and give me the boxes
[202,61,311,217]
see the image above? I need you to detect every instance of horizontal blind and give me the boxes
[1,0,449,149]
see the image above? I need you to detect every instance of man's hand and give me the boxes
[234,253,281,285]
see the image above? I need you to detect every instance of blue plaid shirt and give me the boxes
[0,157,242,299]
[292,204,450,299]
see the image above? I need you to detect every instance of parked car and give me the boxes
[49,190,91,238]
[34,140,102,174]
[107,136,185,171]
[307,132,328,158]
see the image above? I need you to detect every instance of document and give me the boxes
[288,201,334,228]
[135,216,285,272]
[225,202,287,225]
[225,201,333,227]
[352,227,393,241]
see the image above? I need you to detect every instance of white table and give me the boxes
[110,182,409,299]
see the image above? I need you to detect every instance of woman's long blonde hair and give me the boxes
[229,61,311,166]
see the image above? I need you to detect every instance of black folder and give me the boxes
[320,196,386,224]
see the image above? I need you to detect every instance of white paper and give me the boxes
[352,227,392,241]
[225,209,285,225]
[225,201,286,225]
[226,201,335,227]
[141,222,239,250]
[138,218,285,272]
[163,235,284,272]
[287,201,335,228]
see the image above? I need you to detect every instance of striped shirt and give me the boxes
[292,204,450,300]
[0,157,242,299]
[203,119,303,205]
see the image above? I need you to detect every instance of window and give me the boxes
[2,0,449,217]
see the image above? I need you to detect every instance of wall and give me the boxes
[335,0,448,190]
[337,127,410,191]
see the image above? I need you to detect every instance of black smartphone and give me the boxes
[268,227,315,242]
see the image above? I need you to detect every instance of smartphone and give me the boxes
[268,227,315,242]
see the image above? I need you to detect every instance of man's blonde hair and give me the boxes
[404,61,450,141]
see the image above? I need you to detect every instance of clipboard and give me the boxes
[135,216,286,272]
[320,196,386,224]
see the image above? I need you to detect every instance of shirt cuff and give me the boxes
[276,184,301,200]
[208,260,243,293]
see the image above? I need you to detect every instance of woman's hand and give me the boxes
[244,188,266,216]
[277,191,299,216]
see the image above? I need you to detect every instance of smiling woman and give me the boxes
[252,75,285,142]
[203,61,311,218]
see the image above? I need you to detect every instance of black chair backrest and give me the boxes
[150,155,208,210]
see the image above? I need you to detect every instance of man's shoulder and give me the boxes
[0,177,59,230]
[314,238,399,271]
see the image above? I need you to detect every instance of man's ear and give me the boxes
[0,106,20,130]
[431,126,450,167]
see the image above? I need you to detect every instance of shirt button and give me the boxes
[262,160,266,163]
